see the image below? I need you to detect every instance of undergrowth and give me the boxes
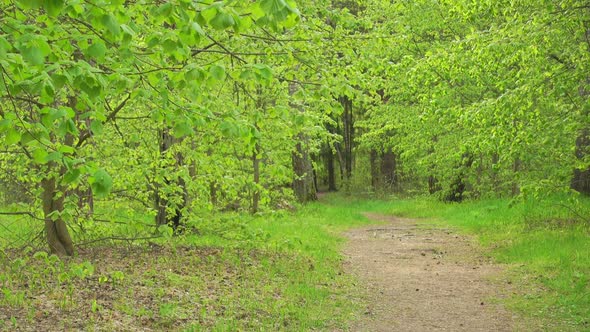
[0,198,382,330]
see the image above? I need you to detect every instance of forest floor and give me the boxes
[2,195,587,330]
[343,212,534,332]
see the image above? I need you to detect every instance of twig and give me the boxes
[554,203,590,224]
[76,235,162,247]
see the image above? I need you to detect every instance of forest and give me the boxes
[0,0,589,330]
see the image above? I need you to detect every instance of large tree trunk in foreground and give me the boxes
[42,176,74,256]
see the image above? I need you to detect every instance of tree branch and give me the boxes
[76,93,131,148]
[0,211,44,221]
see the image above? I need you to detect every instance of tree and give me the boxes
[0,0,300,255]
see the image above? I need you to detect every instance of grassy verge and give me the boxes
[368,194,590,330]
[0,199,383,331]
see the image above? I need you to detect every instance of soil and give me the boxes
[343,213,522,331]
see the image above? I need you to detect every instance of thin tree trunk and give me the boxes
[289,81,317,203]
[428,175,440,195]
[491,152,500,194]
[571,129,590,195]
[327,145,337,191]
[511,158,521,196]
[292,136,317,203]
[42,176,74,256]
[210,181,218,207]
[370,149,379,190]
[252,143,261,214]
[155,129,186,231]
[339,96,354,179]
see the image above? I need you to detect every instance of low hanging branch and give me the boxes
[0,211,44,221]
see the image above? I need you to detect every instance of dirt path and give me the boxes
[343,213,520,331]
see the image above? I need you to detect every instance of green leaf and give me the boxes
[0,119,11,132]
[40,80,55,104]
[209,64,226,81]
[121,24,136,36]
[32,148,49,164]
[17,0,43,9]
[79,80,102,98]
[185,67,206,82]
[63,168,81,185]
[254,64,273,81]
[58,145,75,154]
[162,39,178,53]
[21,46,45,66]
[260,0,286,14]
[220,121,238,137]
[0,36,10,59]
[101,14,120,36]
[5,129,21,145]
[43,0,64,17]
[20,132,36,145]
[90,120,103,135]
[65,119,78,135]
[173,121,194,138]
[209,12,235,30]
[200,6,218,22]
[86,41,107,60]
[156,3,173,17]
[240,68,256,80]
[46,151,63,162]
[41,107,67,127]
[191,22,205,36]
[51,74,67,90]
[90,169,113,198]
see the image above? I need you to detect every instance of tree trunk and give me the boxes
[42,176,74,256]
[292,134,317,203]
[571,129,590,195]
[210,181,218,207]
[491,152,500,194]
[155,129,186,232]
[511,158,521,196]
[428,175,440,195]
[444,153,473,202]
[327,144,337,191]
[75,187,94,214]
[252,143,261,214]
[339,96,354,180]
[380,150,397,190]
[370,149,379,190]
[289,81,317,203]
